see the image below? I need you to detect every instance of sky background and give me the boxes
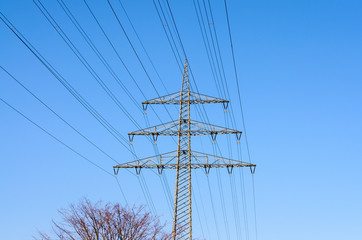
[1,0,362,239]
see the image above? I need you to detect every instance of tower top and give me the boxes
[181,59,190,94]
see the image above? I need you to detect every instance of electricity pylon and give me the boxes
[114,60,256,240]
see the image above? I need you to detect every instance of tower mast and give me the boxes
[173,60,192,239]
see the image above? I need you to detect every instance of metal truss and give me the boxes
[113,150,255,175]
[142,91,229,112]
[128,119,242,143]
[114,60,256,240]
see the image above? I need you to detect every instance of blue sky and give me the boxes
[1,0,361,239]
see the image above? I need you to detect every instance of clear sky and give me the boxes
[1,0,361,239]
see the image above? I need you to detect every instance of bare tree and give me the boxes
[35,198,172,240]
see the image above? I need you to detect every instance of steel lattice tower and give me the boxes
[114,60,256,239]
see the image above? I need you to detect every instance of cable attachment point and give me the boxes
[157,165,164,175]
[211,132,217,143]
[250,166,256,175]
[204,164,211,175]
[128,134,134,145]
[142,103,148,114]
[113,168,119,176]
[152,133,159,144]
[236,132,242,144]
[223,102,229,112]
[135,166,142,176]
[227,165,234,175]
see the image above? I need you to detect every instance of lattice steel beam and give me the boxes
[128,119,242,143]
[113,150,255,172]
[143,91,228,105]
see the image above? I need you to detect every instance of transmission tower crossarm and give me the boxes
[113,150,255,173]
[142,91,229,109]
[128,119,242,140]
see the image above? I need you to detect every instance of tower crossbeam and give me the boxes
[114,150,255,172]
[127,119,242,143]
